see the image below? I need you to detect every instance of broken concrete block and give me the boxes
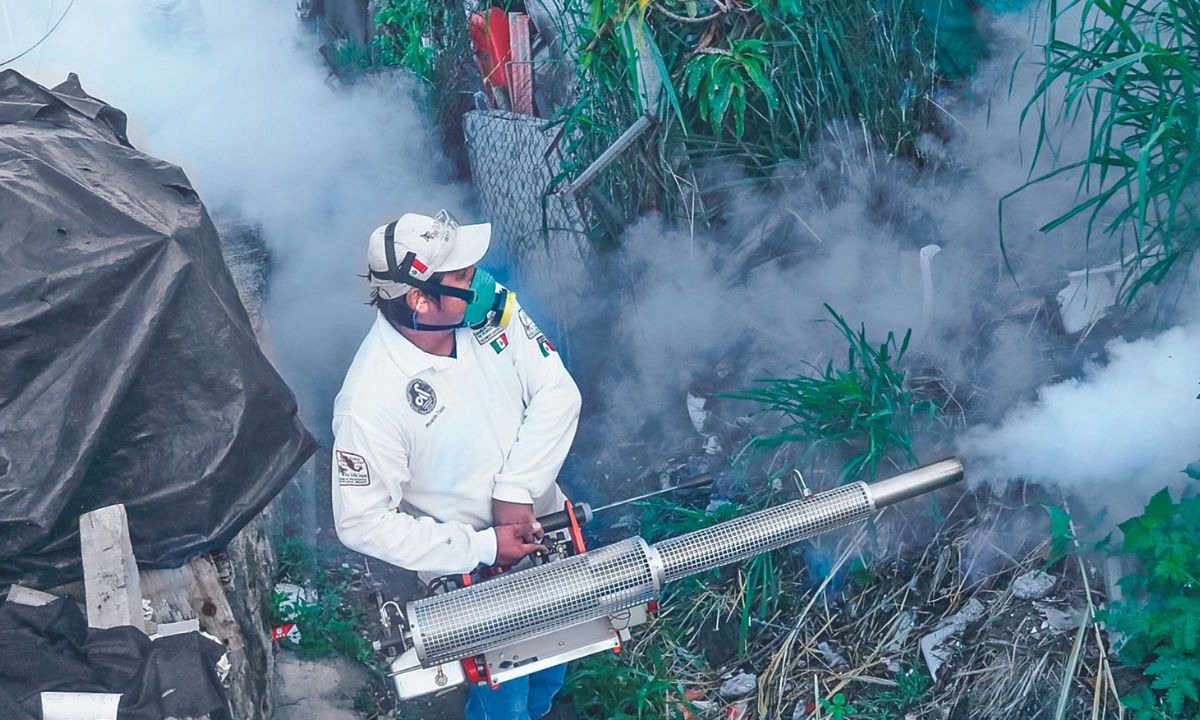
[817,641,849,669]
[1037,603,1084,634]
[1012,570,1057,600]
[718,672,757,700]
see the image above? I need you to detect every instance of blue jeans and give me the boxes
[464,665,567,720]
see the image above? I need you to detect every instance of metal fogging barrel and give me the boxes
[407,458,964,666]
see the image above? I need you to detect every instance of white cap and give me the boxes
[367,210,491,300]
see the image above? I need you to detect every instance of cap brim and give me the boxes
[440,222,491,272]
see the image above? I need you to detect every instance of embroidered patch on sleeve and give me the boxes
[335,450,370,486]
[518,308,542,339]
[472,322,505,346]
[536,333,556,357]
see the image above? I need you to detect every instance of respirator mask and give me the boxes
[400,267,513,332]
[456,267,516,330]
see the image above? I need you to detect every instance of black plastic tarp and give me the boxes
[0,597,230,719]
[0,69,316,586]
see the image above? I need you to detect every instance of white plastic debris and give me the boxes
[151,618,201,638]
[214,651,232,684]
[1012,570,1057,600]
[919,598,986,680]
[718,672,757,700]
[918,243,942,343]
[1057,265,1120,334]
[686,393,709,433]
[274,582,318,620]
[702,434,722,455]
[706,498,732,515]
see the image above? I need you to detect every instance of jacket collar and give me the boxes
[373,311,460,376]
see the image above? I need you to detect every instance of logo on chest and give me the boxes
[406,378,438,415]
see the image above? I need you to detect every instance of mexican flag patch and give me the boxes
[537,334,556,357]
[490,333,509,353]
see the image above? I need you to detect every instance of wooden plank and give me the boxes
[507,13,534,115]
[79,504,144,632]
[140,555,244,653]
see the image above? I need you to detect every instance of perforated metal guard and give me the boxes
[410,537,660,664]
[405,464,964,668]
[653,482,874,582]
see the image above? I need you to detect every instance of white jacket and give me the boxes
[331,298,580,576]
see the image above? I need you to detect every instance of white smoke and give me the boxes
[962,324,1200,515]
[2,0,471,427]
[527,8,1127,465]
[504,5,1200,522]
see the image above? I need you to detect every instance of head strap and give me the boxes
[370,219,474,302]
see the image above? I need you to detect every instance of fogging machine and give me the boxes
[375,458,965,699]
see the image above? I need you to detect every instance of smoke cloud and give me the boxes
[514,7,1196,522]
[2,0,470,429]
[961,325,1200,513]
[6,3,1193,521]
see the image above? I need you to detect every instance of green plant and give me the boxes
[1044,504,1077,565]
[546,0,944,245]
[328,38,375,72]
[637,495,745,544]
[371,0,440,79]
[563,647,692,719]
[728,305,937,483]
[683,38,777,137]
[738,551,781,653]
[1103,486,1200,719]
[819,692,858,719]
[860,665,931,718]
[1008,0,1200,303]
[272,535,376,665]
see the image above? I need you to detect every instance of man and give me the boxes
[332,210,582,720]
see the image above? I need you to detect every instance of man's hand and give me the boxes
[493,522,546,566]
[493,499,538,533]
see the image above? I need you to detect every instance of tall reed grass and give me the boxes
[1011,0,1200,302]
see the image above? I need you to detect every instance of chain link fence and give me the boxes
[463,109,595,359]
[463,109,587,260]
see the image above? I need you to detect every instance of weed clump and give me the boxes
[1103,484,1200,719]
[1009,0,1200,302]
[729,304,938,483]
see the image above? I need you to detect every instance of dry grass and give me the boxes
[615,486,1125,720]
